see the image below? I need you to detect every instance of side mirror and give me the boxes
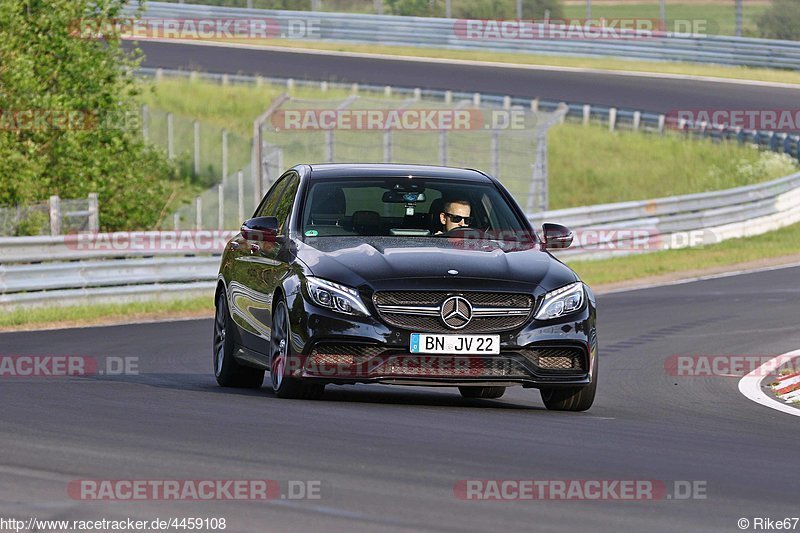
[241,216,280,242]
[542,223,573,249]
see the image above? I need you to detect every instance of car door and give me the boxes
[229,173,300,355]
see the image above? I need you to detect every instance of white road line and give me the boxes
[131,37,800,90]
[738,349,800,417]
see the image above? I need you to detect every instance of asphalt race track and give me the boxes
[2,266,799,531]
[133,41,800,113]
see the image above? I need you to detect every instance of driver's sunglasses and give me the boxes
[444,212,472,225]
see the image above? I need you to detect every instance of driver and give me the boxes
[438,199,472,233]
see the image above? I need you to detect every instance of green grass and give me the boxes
[138,78,799,211]
[567,220,800,286]
[0,296,214,329]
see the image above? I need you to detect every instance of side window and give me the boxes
[273,175,300,233]
[254,175,289,218]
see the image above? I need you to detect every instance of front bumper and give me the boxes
[286,293,597,389]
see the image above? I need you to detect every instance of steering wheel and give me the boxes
[443,226,486,238]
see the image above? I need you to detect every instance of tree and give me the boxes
[757,0,800,40]
[0,0,177,230]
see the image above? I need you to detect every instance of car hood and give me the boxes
[295,236,578,292]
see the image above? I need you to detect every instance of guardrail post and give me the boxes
[472,93,481,107]
[439,130,448,166]
[414,88,422,100]
[503,96,511,110]
[383,130,392,163]
[287,78,295,92]
[351,83,359,95]
[221,73,229,86]
[155,68,163,82]
[558,104,567,124]
[530,98,539,112]
[49,195,61,236]
[195,197,202,231]
[608,107,617,132]
[218,184,225,230]
[167,113,174,159]
[222,129,228,184]
[255,75,263,87]
[141,104,149,141]
[87,193,99,233]
[320,81,328,92]
[384,86,392,97]
[237,170,245,224]
[658,114,666,134]
[582,105,591,126]
[633,111,641,131]
[444,90,452,104]
[193,120,200,178]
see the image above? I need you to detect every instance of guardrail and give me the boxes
[135,2,800,70]
[3,170,800,307]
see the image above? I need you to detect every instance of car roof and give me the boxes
[305,163,492,182]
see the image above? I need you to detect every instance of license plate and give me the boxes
[410,333,500,355]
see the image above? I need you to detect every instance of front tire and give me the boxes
[269,299,325,400]
[214,290,264,388]
[540,355,597,411]
[458,386,506,399]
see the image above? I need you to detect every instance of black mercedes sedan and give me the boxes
[213,163,598,411]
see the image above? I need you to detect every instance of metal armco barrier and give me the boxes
[134,2,800,70]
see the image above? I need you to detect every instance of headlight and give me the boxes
[534,282,584,320]
[305,277,370,316]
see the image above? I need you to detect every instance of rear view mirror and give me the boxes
[382,191,426,203]
[542,223,573,249]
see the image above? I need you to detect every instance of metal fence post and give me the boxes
[237,170,245,223]
[193,120,200,178]
[326,130,335,163]
[516,0,522,19]
[49,195,61,236]
[439,130,448,166]
[195,197,202,230]
[383,130,392,163]
[87,192,99,232]
[490,129,500,177]
[167,112,174,159]
[445,0,451,18]
[218,183,225,229]
[222,129,229,183]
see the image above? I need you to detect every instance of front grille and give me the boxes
[517,347,586,372]
[373,291,533,333]
[378,356,529,377]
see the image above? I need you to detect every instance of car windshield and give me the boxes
[300,177,534,242]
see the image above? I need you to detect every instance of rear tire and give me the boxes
[269,299,325,400]
[214,290,264,388]
[540,356,597,411]
[458,386,506,399]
